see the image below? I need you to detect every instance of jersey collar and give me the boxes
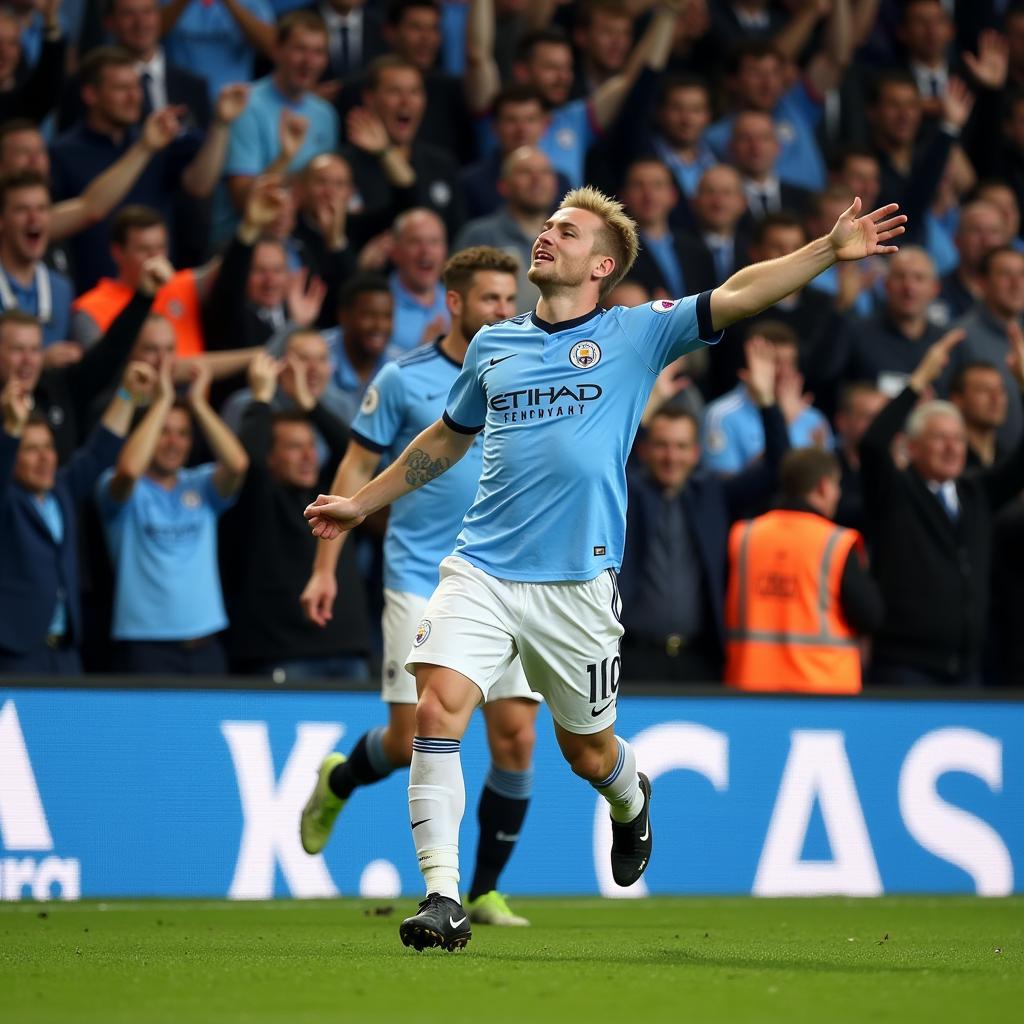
[530,306,602,335]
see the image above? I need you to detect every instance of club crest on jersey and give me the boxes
[413,619,431,647]
[360,385,379,415]
[651,299,679,314]
[569,340,602,369]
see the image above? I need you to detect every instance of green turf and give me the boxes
[0,897,1020,1024]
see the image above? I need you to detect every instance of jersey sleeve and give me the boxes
[350,361,406,454]
[443,336,486,433]
[618,291,723,372]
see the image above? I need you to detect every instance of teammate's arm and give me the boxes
[708,198,906,332]
[300,440,382,627]
[304,419,476,540]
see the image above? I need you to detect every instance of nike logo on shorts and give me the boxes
[411,818,431,829]
[489,354,516,366]
[591,700,614,717]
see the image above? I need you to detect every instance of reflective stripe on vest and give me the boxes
[727,520,859,648]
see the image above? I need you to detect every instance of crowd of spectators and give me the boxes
[2,0,1024,689]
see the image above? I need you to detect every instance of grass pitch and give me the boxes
[1,897,1020,1024]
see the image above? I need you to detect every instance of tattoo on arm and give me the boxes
[404,448,451,487]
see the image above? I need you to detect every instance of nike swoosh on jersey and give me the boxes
[591,700,614,716]
[488,353,516,366]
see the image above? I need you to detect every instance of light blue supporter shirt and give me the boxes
[161,0,275,103]
[443,294,721,582]
[701,383,834,475]
[96,464,236,640]
[351,341,481,598]
[704,81,825,191]
[389,272,449,352]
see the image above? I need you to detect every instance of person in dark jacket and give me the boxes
[221,351,371,679]
[860,326,1024,685]
[619,336,789,682]
[0,359,149,673]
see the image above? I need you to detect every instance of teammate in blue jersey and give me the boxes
[306,186,907,952]
[298,247,540,927]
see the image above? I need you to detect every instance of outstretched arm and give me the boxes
[304,418,476,539]
[709,197,906,331]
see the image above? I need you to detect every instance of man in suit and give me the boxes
[0,354,148,674]
[860,328,1024,685]
[728,110,812,224]
[57,0,211,133]
[619,337,788,683]
[688,164,751,286]
[619,156,714,300]
[315,0,386,84]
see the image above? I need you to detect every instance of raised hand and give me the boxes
[740,335,776,406]
[141,106,187,152]
[775,365,812,425]
[1,376,33,435]
[121,360,158,404]
[356,230,394,270]
[940,76,976,130]
[41,341,83,370]
[304,493,366,539]
[244,174,290,231]
[909,327,965,395]
[283,353,315,411]
[278,110,309,163]
[962,30,1009,92]
[828,198,907,262]
[248,350,281,403]
[215,83,250,125]
[138,255,175,296]
[286,268,327,328]
[185,360,212,408]
[347,107,391,156]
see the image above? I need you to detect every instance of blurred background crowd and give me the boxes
[2,0,1024,689]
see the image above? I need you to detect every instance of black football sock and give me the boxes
[468,765,532,902]
[327,726,396,800]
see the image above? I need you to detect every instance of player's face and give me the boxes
[268,420,319,488]
[954,369,1007,430]
[0,185,51,265]
[0,128,49,178]
[457,270,518,338]
[657,86,710,148]
[340,291,392,357]
[113,223,169,286]
[645,415,700,491]
[151,406,193,476]
[368,68,426,146]
[0,322,44,392]
[528,207,611,294]
[908,412,967,483]
[14,423,57,495]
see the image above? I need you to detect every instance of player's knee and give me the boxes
[415,687,456,737]
[565,745,605,782]
[491,720,536,771]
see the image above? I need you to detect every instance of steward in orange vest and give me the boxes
[724,449,882,693]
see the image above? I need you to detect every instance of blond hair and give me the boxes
[558,186,639,299]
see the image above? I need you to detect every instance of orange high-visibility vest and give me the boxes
[72,271,205,358]
[724,509,864,693]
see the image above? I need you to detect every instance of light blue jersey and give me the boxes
[444,294,720,582]
[351,342,482,598]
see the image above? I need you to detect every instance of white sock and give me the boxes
[408,737,465,902]
[593,736,644,823]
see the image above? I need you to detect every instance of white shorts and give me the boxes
[406,556,624,735]
[382,587,539,705]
